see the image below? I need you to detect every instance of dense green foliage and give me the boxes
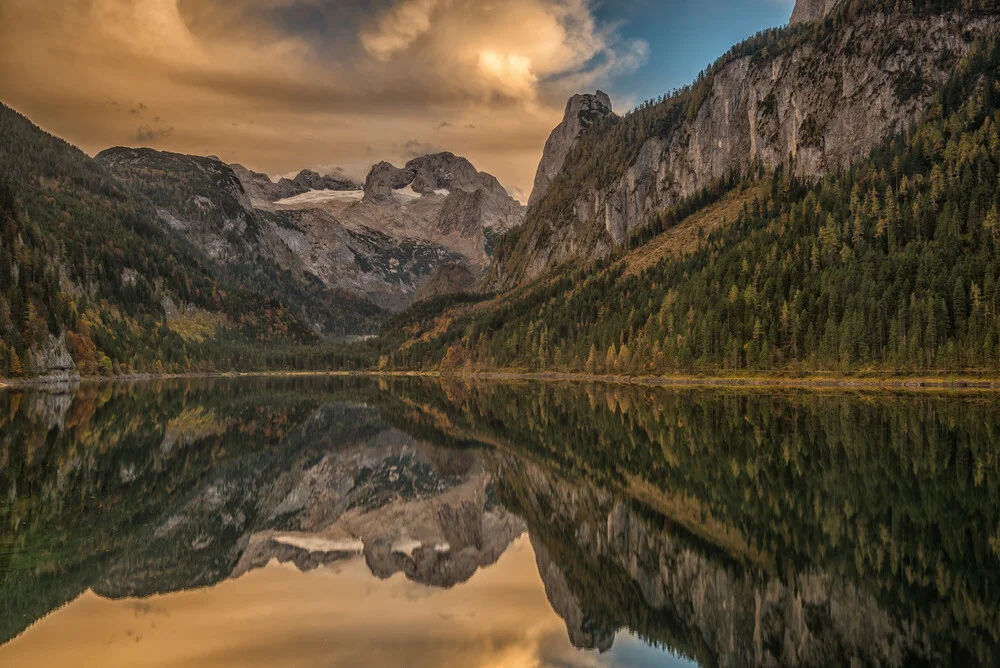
[386,37,1000,375]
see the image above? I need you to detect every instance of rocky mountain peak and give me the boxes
[567,90,613,126]
[406,152,481,194]
[231,163,302,204]
[528,90,614,208]
[363,161,413,203]
[363,152,484,203]
[291,168,359,192]
[789,0,842,24]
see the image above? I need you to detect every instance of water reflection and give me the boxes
[1,377,999,666]
[2,537,690,668]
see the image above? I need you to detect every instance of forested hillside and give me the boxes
[490,0,1000,290]
[0,104,371,378]
[382,36,1000,375]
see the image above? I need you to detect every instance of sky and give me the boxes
[0,0,795,201]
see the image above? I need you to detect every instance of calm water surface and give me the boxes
[1,377,999,666]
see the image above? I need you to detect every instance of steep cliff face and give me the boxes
[789,0,842,24]
[528,91,614,209]
[491,8,1000,290]
[29,333,77,380]
[230,164,301,205]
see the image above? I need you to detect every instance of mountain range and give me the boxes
[383,0,1000,376]
[97,146,523,315]
[3,0,1000,379]
[0,105,522,377]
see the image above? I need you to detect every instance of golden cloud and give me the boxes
[0,0,647,196]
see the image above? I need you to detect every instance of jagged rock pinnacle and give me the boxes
[527,91,613,209]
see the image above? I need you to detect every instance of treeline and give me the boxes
[384,37,1000,375]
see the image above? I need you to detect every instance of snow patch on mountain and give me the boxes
[273,534,365,553]
[392,184,422,203]
[275,189,364,207]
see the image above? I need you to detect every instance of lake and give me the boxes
[0,376,998,666]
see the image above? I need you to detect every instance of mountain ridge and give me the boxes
[97,144,522,316]
[380,30,1000,376]
[489,4,1000,290]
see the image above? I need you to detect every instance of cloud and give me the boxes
[308,162,370,184]
[0,0,646,195]
[506,185,528,203]
[136,124,175,142]
[396,138,441,160]
[360,0,440,61]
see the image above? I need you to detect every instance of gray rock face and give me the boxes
[231,166,360,206]
[494,12,1000,289]
[790,0,842,24]
[230,164,304,205]
[269,206,469,313]
[528,91,613,209]
[30,333,78,380]
[290,169,359,192]
[266,151,523,311]
[101,146,523,321]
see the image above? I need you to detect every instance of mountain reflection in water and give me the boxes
[2,536,686,668]
[1,377,999,666]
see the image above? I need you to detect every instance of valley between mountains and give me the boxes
[4,0,1000,381]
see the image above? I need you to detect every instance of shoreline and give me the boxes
[456,371,1000,391]
[2,368,1000,392]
